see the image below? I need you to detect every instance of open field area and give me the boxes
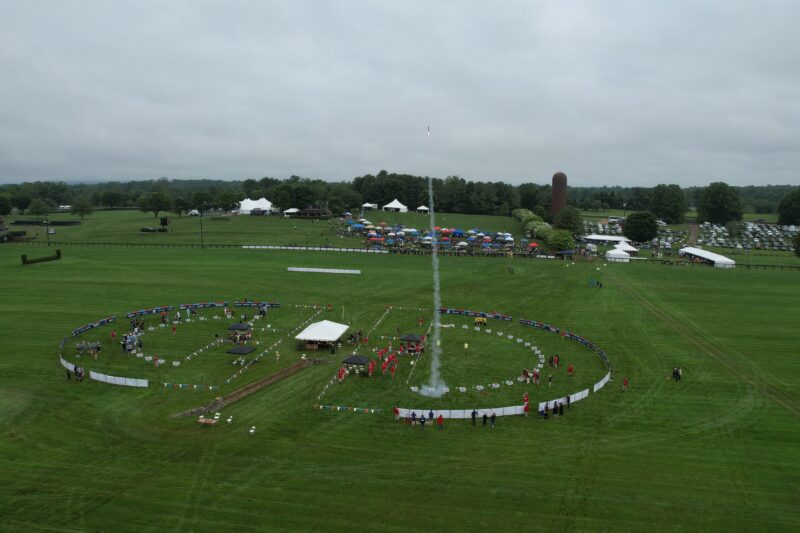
[1,238,799,532]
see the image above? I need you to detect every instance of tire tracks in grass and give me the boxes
[609,271,800,419]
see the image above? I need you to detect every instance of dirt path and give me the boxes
[174,359,323,417]
[688,223,698,245]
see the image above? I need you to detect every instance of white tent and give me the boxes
[382,199,408,212]
[295,320,349,342]
[679,246,736,268]
[606,248,630,263]
[584,234,631,243]
[238,198,273,214]
[614,242,639,253]
[416,205,429,213]
[362,203,378,210]
[283,208,299,217]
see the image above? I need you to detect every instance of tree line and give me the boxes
[1,172,799,226]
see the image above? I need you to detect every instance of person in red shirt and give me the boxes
[436,414,444,430]
[567,363,574,378]
[554,354,559,368]
[623,377,630,391]
[393,406,400,422]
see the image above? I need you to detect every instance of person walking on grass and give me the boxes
[678,367,682,381]
[623,377,630,391]
[419,414,426,430]
[437,414,444,431]
[490,412,496,429]
[548,374,553,388]
[471,409,477,426]
[559,402,564,417]
[482,413,488,428]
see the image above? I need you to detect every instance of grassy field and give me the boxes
[10,209,523,247]
[1,236,799,530]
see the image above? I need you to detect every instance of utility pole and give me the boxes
[45,214,50,246]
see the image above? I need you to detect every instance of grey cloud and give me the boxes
[0,0,798,186]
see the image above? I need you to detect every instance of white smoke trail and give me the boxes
[419,174,447,398]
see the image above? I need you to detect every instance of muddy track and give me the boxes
[173,359,325,417]
[613,274,800,418]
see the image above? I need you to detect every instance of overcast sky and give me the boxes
[1,1,798,187]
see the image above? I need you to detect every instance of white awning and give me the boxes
[679,247,735,268]
[416,205,429,211]
[584,234,631,243]
[614,242,638,252]
[295,320,349,342]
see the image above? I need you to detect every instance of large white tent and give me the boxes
[295,320,349,342]
[584,234,631,243]
[416,205,429,213]
[605,248,630,263]
[238,198,274,214]
[382,199,408,212]
[614,242,639,253]
[679,247,736,268]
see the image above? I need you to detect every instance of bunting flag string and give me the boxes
[313,404,382,415]
[163,382,219,391]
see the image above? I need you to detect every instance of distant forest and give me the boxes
[0,171,796,218]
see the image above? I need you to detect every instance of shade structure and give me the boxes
[295,320,349,342]
[583,234,631,243]
[227,346,256,355]
[362,203,378,210]
[528,242,540,248]
[228,322,252,331]
[605,248,630,263]
[614,242,639,253]
[679,246,735,268]
[416,205,429,212]
[382,199,408,212]
[401,334,422,342]
[342,355,369,365]
[283,207,299,215]
[238,197,273,214]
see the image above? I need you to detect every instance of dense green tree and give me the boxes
[192,192,214,213]
[11,193,32,213]
[623,211,658,242]
[546,229,575,252]
[553,206,583,235]
[27,198,51,219]
[138,192,173,218]
[0,194,11,216]
[70,197,94,220]
[172,197,193,217]
[777,188,800,225]
[100,190,127,209]
[327,196,345,215]
[270,185,293,211]
[648,184,686,223]
[215,191,241,212]
[697,182,742,224]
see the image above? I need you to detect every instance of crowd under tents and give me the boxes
[679,246,736,268]
[237,198,274,215]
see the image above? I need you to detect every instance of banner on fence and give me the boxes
[71,316,116,337]
[125,306,173,318]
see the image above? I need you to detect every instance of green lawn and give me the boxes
[10,209,523,247]
[0,242,799,531]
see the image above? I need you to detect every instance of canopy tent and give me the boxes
[583,234,631,243]
[295,320,349,342]
[679,246,736,268]
[238,198,274,214]
[228,322,252,331]
[342,355,369,366]
[416,205,429,213]
[362,203,378,210]
[614,242,639,253]
[283,207,299,216]
[400,333,422,342]
[605,248,630,263]
[226,346,256,355]
[382,199,408,212]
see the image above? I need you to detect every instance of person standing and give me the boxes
[419,414,426,430]
[548,375,553,388]
[393,406,400,422]
[554,354,559,368]
[437,414,444,431]
[567,363,574,378]
[471,409,477,426]
[559,403,564,417]
[428,410,434,422]
[482,413,488,428]
[678,367,682,381]
[490,412,496,429]
[623,377,630,391]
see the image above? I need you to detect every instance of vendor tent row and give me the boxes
[362,199,428,213]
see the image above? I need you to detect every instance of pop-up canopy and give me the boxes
[295,320,349,342]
